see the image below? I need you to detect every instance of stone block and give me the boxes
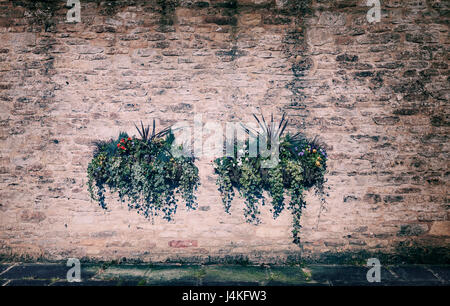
[429,222,450,237]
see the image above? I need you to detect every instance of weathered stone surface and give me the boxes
[20,210,46,223]
[169,240,198,248]
[397,224,429,237]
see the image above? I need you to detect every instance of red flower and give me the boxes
[121,146,126,150]
[127,137,131,141]
[120,139,125,143]
[117,143,120,147]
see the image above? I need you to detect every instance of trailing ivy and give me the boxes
[87,121,200,221]
[213,114,327,245]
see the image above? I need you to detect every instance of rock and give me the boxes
[429,222,450,237]
[20,210,46,223]
[397,224,429,237]
[168,240,198,248]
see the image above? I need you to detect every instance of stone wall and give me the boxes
[0,0,448,263]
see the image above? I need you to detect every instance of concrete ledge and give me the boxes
[0,262,448,286]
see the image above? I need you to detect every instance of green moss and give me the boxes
[137,279,147,286]
[267,265,310,284]
[301,246,450,265]
[202,265,266,284]
[218,255,251,266]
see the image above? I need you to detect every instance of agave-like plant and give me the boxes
[246,112,287,143]
[241,112,289,152]
[134,119,171,142]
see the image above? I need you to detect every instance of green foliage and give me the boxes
[214,114,327,246]
[87,123,200,221]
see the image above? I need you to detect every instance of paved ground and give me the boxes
[0,262,448,286]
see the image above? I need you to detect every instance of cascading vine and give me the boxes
[87,120,200,221]
[87,114,326,244]
[213,113,327,245]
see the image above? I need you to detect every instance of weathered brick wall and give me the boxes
[0,0,448,263]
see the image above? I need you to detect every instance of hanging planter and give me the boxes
[213,113,328,245]
[87,121,200,221]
